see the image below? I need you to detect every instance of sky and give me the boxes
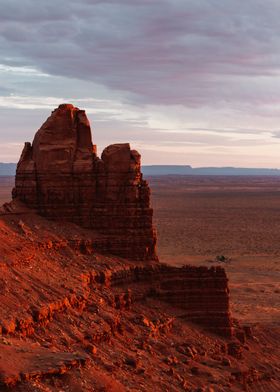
[1,0,280,167]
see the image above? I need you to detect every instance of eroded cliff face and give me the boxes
[14,104,157,261]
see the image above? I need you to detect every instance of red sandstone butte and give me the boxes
[14,104,157,261]
[11,103,232,337]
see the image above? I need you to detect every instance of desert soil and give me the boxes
[1,175,280,325]
[148,175,280,325]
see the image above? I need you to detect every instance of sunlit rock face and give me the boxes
[14,104,157,261]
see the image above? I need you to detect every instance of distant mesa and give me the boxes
[4,162,280,177]
[13,103,157,261]
[0,163,16,176]
[142,165,280,176]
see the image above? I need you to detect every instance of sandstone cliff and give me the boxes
[14,104,157,261]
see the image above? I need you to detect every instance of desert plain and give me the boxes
[148,175,280,327]
[1,174,279,326]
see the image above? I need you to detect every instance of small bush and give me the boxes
[215,255,230,263]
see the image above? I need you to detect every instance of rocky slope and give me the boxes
[0,203,279,391]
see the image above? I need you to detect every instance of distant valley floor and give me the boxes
[148,175,280,325]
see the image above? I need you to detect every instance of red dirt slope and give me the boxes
[0,201,279,391]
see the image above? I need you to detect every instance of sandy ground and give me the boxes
[1,175,280,325]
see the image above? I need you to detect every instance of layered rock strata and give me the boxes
[104,264,232,337]
[14,104,157,261]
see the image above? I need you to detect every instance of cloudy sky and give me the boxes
[1,0,280,166]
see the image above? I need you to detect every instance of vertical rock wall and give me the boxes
[14,104,157,261]
[99,264,232,337]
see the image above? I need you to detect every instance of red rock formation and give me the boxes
[106,264,232,337]
[14,104,157,261]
